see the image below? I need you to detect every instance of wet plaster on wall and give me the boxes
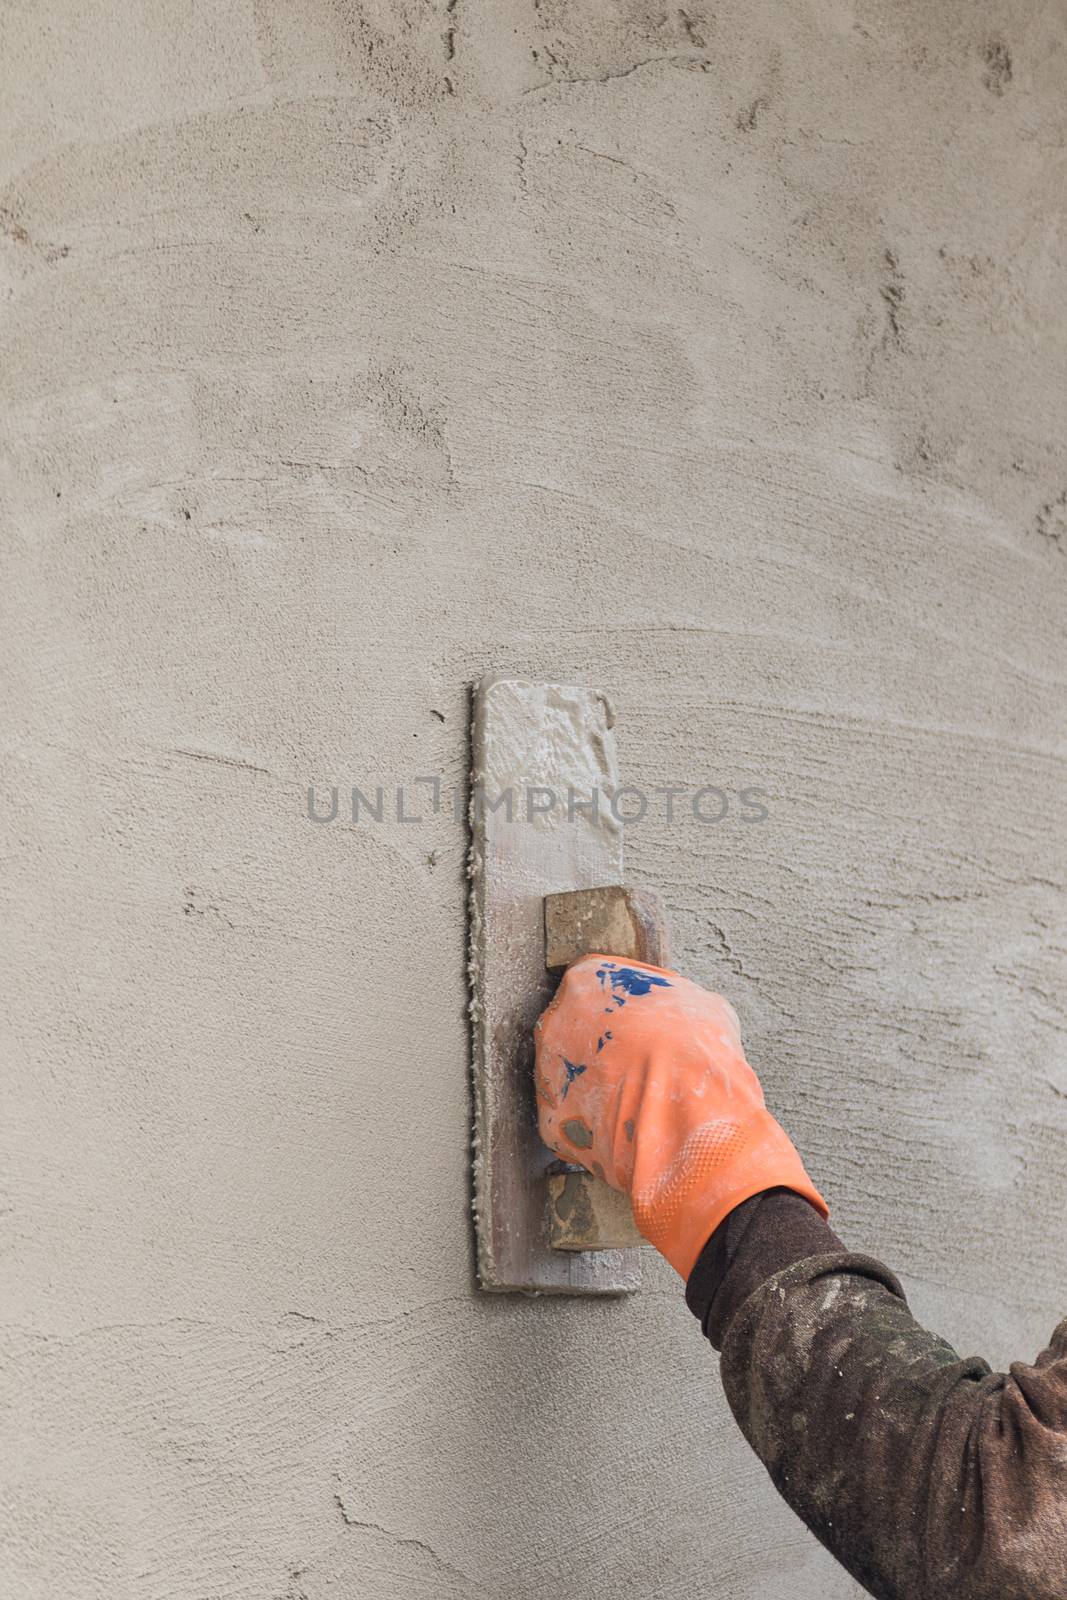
[1,2,1065,1597]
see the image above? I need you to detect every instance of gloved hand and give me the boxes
[534,956,827,1279]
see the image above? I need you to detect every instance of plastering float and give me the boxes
[468,674,668,1295]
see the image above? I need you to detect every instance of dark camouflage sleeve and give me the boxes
[686,1191,1067,1600]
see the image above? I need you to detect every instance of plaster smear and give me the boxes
[2,2,1066,1598]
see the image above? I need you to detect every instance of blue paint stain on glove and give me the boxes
[561,1058,587,1099]
[595,961,672,1010]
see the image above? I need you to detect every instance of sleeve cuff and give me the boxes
[686,1188,847,1348]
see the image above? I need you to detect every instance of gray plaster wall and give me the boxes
[2,3,1065,1597]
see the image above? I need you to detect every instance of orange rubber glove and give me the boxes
[534,956,827,1279]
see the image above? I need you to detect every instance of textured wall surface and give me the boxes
[2,2,1066,1596]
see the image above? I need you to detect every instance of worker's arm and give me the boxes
[535,957,1067,1600]
[689,1188,1067,1600]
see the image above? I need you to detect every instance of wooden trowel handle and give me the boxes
[543,886,669,1252]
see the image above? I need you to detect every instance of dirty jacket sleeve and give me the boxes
[686,1190,1067,1600]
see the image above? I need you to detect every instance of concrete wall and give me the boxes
[3,2,1065,1596]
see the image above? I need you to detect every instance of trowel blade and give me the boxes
[467,673,641,1294]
